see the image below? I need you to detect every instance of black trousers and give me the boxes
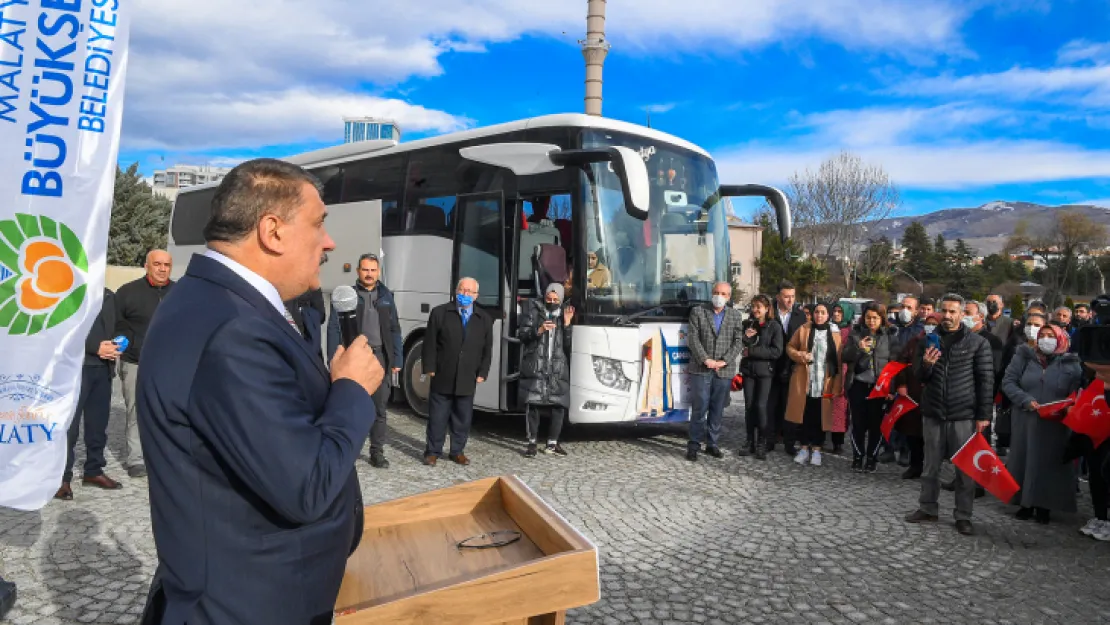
[426,392,474,457]
[848,381,884,461]
[64,365,112,483]
[799,397,825,447]
[1090,445,1110,521]
[769,376,796,446]
[526,404,565,444]
[907,434,924,470]
[369,348,389,455]
[743,374,773,446]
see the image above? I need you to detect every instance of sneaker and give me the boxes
[524,443,537,458]
[1080,518,1104,537]
[794,448,810,465]
[549,443,568,456]
[810,449,822,466]
[1092,522,1110,542]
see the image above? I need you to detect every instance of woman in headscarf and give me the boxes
[785,302,842,467]
[1002,324,1083,524]
[829,305,852,454]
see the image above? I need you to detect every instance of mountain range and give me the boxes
[861,202,1110,256]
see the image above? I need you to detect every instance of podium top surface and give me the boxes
[335,475,598,622]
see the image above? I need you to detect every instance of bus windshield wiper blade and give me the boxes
[615,306,665,326]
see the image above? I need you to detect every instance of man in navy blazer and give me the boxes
[137,159,383,625]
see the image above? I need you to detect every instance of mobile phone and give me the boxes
[926,333,942,352]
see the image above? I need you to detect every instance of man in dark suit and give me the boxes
[327,254,403,469]
[55,288,124,500]
[685,282,745,461]
[770,281,806,455]
[137,159,383,625]
[422,277,493,466]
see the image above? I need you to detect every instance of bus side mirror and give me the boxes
[719,184,792,242]
[459,143,651,220]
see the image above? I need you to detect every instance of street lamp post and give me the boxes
[894,268,924,295]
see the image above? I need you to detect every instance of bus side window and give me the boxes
[341,156,406,233]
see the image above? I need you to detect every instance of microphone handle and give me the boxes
[338,311,360,348]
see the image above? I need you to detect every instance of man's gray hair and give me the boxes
[966,300,985,316]
[1055,306,1072,315]
[940,293,965,307]
[204,158,323,243]
[456,277,479,291]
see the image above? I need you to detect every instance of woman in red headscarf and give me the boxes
[1002,324,1084,524]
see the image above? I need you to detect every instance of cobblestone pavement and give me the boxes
[3,387,1110,625]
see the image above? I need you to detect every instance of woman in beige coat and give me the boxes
[785,303,843,467]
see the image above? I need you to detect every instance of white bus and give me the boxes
[167,114,791,424]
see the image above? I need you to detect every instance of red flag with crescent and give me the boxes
[950,433,1019,503]
[881,395,918,441]
[869,362,909,399]
[1036,397,1075,420]
[1063,379,1110,447]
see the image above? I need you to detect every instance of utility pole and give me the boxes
[581,0,611,116]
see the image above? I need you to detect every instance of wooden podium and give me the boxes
[334,475,600,624]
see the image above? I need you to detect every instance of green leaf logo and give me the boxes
[0,213,88,336]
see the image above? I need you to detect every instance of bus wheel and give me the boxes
[402,339,430,418]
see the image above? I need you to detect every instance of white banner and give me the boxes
[0,0,130,510]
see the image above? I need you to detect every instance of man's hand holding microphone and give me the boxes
[330,336,384,397]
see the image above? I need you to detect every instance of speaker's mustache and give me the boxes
[319,253,329,266]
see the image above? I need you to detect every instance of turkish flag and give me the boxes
[1037,397,1075,421]
[869,362,909,399]
[881,395,918,441]
[1064,380,1110,448]
[951,433,1020,503]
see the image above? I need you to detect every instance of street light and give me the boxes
[894,268,924,294]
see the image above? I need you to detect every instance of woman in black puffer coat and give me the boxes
[519,283,574,457]
[739,294,783,459]
[841,303,900,472]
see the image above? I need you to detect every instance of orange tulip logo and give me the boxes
[0,214,88,336]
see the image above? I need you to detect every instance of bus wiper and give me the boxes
[615,306,665,326]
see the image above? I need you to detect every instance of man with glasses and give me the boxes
[422,278,493,466]
[327,254,402,468]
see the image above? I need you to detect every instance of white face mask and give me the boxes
[924,324,937,335]
[899,309,914,324]
[1025,325,1040,341]
[712,294,729,309]
[961,316,976,329]
[1037,337,1057,354]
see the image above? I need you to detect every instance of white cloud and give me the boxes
[642,103,677,114]
[795,104,1015,146]
[715,139,1110,189]
[1057,39,1110,64]
[123,0,971,151]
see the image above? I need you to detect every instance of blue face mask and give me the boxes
[456,293,474,308]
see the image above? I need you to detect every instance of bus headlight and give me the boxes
[592,356,632,392]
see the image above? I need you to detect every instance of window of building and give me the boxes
[731,262,742,278]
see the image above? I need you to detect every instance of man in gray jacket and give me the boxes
[686,282,745,461]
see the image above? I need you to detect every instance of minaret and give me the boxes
[580,0,611,116]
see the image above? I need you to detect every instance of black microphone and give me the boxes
[332,285,359,348]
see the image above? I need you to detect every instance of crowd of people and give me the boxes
[683,280,1110,539]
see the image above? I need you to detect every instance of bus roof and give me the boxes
[176,114,713,197]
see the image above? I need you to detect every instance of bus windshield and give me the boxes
[579,129,730,321]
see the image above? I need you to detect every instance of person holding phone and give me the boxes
[841,304,900,473]
[905,294,994,537]
[519,283,575,457]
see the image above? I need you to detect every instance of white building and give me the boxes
[152,164,232,201]
[343,117,401,144]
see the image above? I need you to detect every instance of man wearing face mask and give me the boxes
[686,282,746,461]
[965,301,1004,487]
[422,278,494,466]
[985,294,1012,345]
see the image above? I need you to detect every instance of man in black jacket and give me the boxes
[905,293,994,536]
[114,250,174,478]
[326,254,402,468]
[422,277,493,466]
[770,281,806,455]
[54,289,125,500]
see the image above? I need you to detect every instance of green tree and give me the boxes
[947,239,979,296]
[108,163,173,267]
[857,236,894,292]
[900,221,932,281]
[1008,293,1025,320]
[754,211,825,295]
[930,234,950,284]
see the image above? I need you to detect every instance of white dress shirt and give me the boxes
[203,249,286,317]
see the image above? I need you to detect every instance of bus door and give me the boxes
[452,192,507,412]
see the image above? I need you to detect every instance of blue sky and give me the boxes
[119,0,1110,219]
